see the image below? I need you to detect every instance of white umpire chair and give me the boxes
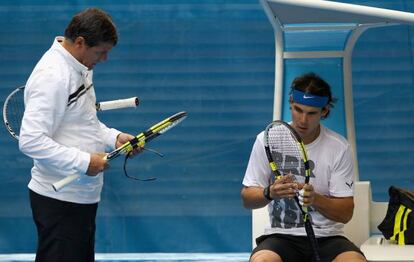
[252,181,414,261]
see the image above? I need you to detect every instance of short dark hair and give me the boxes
[290,72,337,118]
[64,8,118,47]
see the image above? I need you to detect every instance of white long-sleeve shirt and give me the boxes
[19,37,120,204]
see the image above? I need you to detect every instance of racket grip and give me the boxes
[52,174,80,192]
[97,97,139,111]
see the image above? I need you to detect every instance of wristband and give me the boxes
[263,185,273,201]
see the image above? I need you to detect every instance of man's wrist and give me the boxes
[263,185,273,201]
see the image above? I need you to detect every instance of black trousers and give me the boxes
[29,190,98,262]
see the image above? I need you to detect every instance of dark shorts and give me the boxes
[252,233,365,262]
[29,190,98,262]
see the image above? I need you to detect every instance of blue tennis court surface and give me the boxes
[0,253,250,262]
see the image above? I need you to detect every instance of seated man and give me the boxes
[241,73,366,262]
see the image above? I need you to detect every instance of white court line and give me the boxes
[0,253,250,261]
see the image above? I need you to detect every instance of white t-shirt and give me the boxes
[242,124,354,237]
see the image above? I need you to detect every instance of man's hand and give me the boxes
[298,183,315,207]
[115,132,143,157]
[87,153,109,176]
[269,173,298,199]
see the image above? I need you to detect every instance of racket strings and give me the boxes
[267,125,304,173]
[5,89,25,138]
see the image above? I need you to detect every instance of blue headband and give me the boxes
[292,89,329,108]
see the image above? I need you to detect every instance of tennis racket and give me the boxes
[2,85,139,140]
[52,111,187,191]
[264,120,320,262]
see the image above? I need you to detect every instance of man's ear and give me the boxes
[321,106,329,118]
[74,36,86,47]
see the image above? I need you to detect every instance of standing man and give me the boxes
[241,73,366,262]
[19,8,137,262]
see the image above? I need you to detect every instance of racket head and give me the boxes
[264,120,310,183]
[3,86,25,140]
[106,111,187,160]
[138,110,187,143]
[152,111,187,136]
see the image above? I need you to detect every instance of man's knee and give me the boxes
[250,250,282,262]
[333,251,366,262]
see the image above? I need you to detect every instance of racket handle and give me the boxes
[52,174,80,192]
[96,97,139,111]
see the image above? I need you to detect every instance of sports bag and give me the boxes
[378,186,414,245]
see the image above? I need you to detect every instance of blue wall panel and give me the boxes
[352,24,414,201]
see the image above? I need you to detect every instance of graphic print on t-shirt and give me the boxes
[270,151,315,229]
